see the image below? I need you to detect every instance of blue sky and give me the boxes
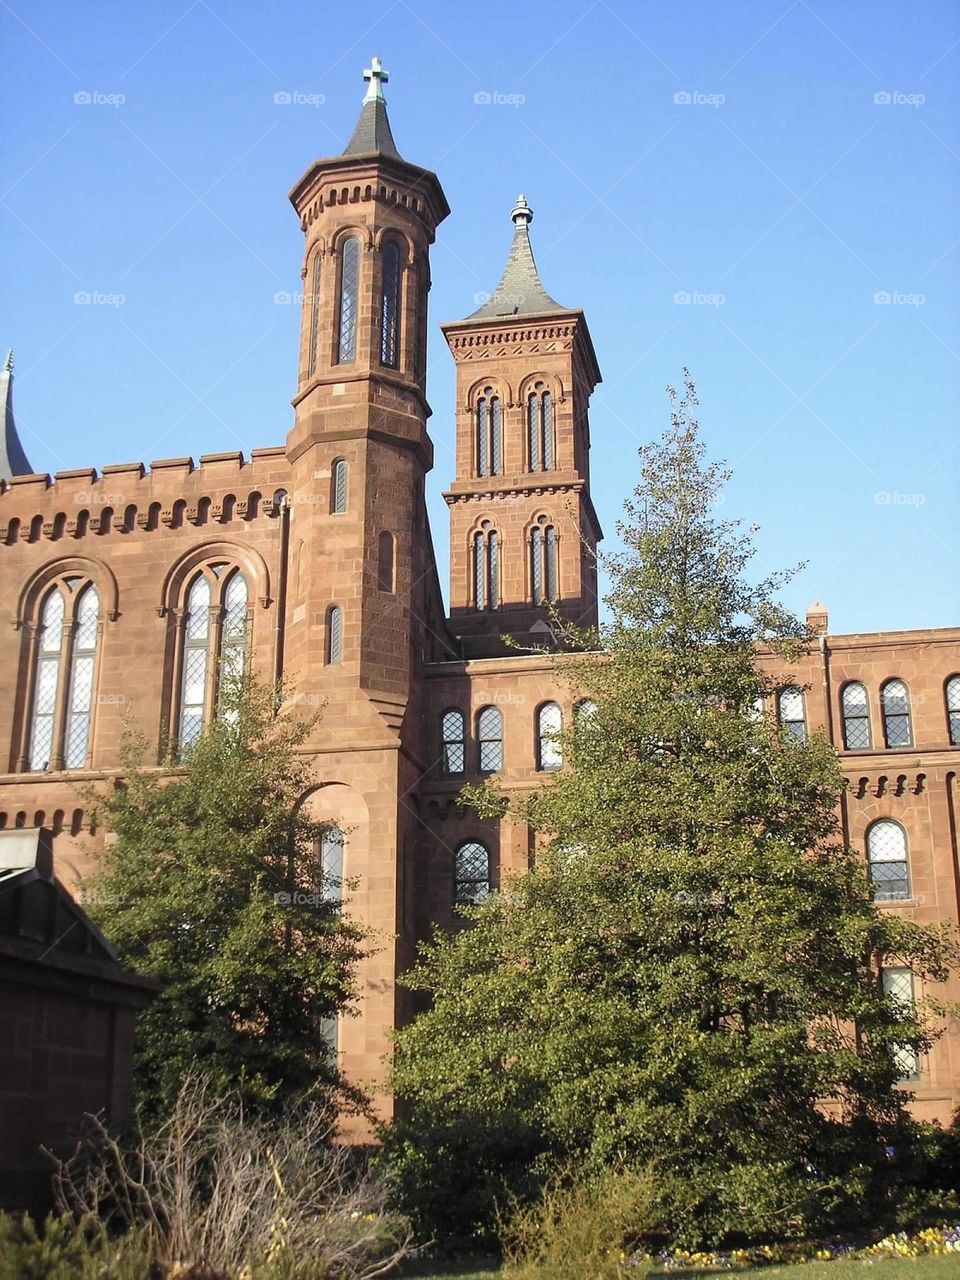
[2,0,957,632]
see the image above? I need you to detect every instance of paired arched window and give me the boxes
[531,516,558,605]
[380,240,402,367]
[947,675,960,746]
[777,686,807,743]
[331,459,348,514]
[177,567,249,751]
[378,531,395,593]
[326,605,343,665]
[881,679,912,748]
[336,237,360,364]
[473,521,499,610]
[527,382,554,472]
[841,681,871,750]
[537,702,563,771]
[307,249,322,377]
[476,389,502,477]
[454,840,490,904]
[866,820,910,901]
[477,705,503,773]
[441,709,465,775]
[882,966,920,1080]
[28,581,101,771]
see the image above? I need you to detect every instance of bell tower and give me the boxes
[441,197,602,657]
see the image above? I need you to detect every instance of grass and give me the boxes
[400,1254,957,1279]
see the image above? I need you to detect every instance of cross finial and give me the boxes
[362,56,389,104]
[510,194,533,227]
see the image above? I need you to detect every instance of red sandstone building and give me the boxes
[1,62,958,1127]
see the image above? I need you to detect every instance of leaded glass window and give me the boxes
[477,705,503,773]
[441,709,465,775]
[881,679,912,748]
[179,575,211,750]
[527,384,554,472]
[308,250,322,377]
[882,966,920,1080]
[542,391,554,469]
[490,395,502,475]
[867,820,910,901]
[777,686,807,743]
[947,675,960,746]
[841,681,871,750]
[531,527,543,605]
[474,522,499,610]
[336,237,360,364]
[29,588,65,771]
[64,585,99,769]
[218,571,248,695]
[537,702,563,771]
[320,825,345,905]
[473,532,485,609]
[327,605,343,665]
[477,398,489,477]
[380,241,402,367]
[528,393,540,472]
[454,840,490,904]
[488,531,499,610]
[545,524,558,602]
[332,459,347,514]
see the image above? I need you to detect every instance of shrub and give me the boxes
[0,1213,149,1280]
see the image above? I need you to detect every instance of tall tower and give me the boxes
[441,197,602,657]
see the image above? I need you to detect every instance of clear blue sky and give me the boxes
[2,0,957,633]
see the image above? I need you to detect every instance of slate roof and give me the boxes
[342,96,402,160]
[463,196,568,322]
[0,351,32,483]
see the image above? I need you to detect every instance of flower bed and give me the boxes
[633,1223,960,1269]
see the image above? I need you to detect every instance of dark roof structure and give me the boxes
[342,55,402,160]
[0,351,32,482]
[463,195,568,322]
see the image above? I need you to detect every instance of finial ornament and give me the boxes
[510,194,533,227]
[362,56,389,104]
[3,349,12,374]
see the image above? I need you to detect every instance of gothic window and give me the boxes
[777,686,807,743]
[882,966,920,1081]
[531,516,558,605]
[841,681,871,750]
[527,382,555,472]
[537,702,563,771]
[477,705,503,774]
[867,820,910,901]
[177,567,249,752]
[336,237,360,364]
[947,675,960,746]
[473,521,499,610]
[441,709,465,775]
[881,678,912,748]
[331,459,348,514]
[26,578,104,773]
[326,605,343,665]
[307,249,322,377]
[380,240,402,367]
[454,840,490,904]
[377,531,395,593]
[476,389,502,478]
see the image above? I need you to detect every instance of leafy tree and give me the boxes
[83,679,366,1122]
[387,374,956,1244]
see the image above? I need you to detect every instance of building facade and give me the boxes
[1,62,958,1126]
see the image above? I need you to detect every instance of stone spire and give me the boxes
[464,194,567,321]
[0,350,33,482]
[342,55,401,160]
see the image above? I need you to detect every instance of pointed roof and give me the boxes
[342,55,402,160]
[464,195,567,322]
[0,350,33,482]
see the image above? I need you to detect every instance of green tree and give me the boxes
[388,374,956,1244]
[84,679,366,1122]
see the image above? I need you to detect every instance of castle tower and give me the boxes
[441,197,602,657]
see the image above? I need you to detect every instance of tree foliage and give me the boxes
[387,374,957,1244]
[84,679,366,1122]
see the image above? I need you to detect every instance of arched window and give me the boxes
[454,840,490,904]
[64,585,100,769]
[380,240,402,367]
[378,531,395,593]
[531,516,558,605]
[473,521,499,610]
[882,966,920,1080]
[326,605,343,665]
[331,459,347,514]
[29,589,66,771]
[441,709,465,775]
[476,389,502,478]
[27,578,104,773]
[177,567,250,751]
[841,681,871,750]
[947,675,960,746]
[867,820,910,901]
[477,705,503,773]
[574,698,597,725]
[777,686,807,743]
[537,702,563,771]
[527,382,555,472]
[320,825,345,905]
[881,679,912,748]
[336,237,360,364]
[307,249,322,377]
